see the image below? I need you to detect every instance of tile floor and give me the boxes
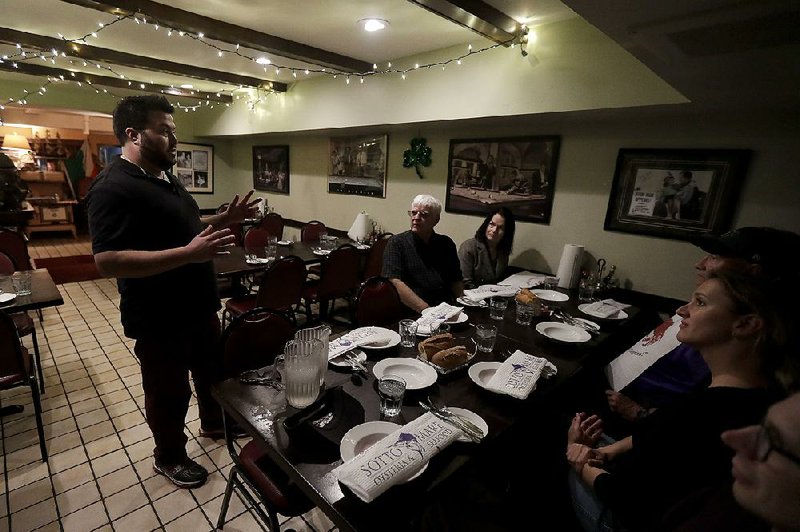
[1,236,335,531]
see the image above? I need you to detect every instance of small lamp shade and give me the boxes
[348,211,371,242]
[1,132,32,151]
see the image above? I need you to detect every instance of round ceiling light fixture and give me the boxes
[359,18,389,32]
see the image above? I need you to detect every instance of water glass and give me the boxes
[399,319,418,347]
[475,324,497,353]
[295,325,331,386]
[284,339,323,409]
[378,374,406,417]
[516,301,535,326]
[543,276,560,290]
[244,245,260,263]
[11,271,32,296]
[489,296,508,320]
[266,236,278,260]
[579,278,597,301]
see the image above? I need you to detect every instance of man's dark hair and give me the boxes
[475,206,516,255]
[112,95,174,145]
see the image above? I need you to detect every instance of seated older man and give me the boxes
[382,194,464,312]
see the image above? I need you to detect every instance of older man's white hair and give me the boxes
[411,194,442,218]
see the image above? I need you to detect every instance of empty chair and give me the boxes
[217,308,313,530]
[303,244,361,323]
[0,310,47,461]
[300,220,326,243]
[257,212,285,240]
[354,276,413,328]
[362,232,393,280]
[243,226,272,250]
[222,255,306,327]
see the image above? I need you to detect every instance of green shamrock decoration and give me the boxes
[402,137,432,179]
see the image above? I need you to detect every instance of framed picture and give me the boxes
[328,134,388,198]
[604,148,751,240]
[172,142,213,194]
[253,145,290,194]
[445,136,561,224]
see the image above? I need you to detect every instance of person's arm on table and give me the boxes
[391,278,430,313]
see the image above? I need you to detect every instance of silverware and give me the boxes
[420,398,484,443]
[554,310,599,334]
[344,351,368,375]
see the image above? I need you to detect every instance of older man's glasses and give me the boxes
[756,420,800,467]
[408,210,431,219]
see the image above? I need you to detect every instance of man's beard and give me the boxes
[140,138,175,171]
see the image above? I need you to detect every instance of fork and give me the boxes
[427,397,486,440]
[419,399,483,443]
[344,351,368,375]
[554,310,599,334]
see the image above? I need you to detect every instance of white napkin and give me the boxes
[335,413,461,502]
[583,299,631,318]
[328,327,393,359]
[486,351,557,399]
[464,284,519,301]
[415,303,463,335]
[498,271,546,289]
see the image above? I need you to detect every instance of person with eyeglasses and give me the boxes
[566,271,796,531]
[382,194,463,312]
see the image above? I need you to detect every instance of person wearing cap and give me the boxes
[605,227,800,425]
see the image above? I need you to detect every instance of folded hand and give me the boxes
[568,412,604,446]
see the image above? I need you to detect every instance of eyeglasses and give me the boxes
[408,210,431,219]
[756,420,800,467]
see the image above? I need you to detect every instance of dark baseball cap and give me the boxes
[693,227,800,280]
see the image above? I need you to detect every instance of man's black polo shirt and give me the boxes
[87,158,220,339]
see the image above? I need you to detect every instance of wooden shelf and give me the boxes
[21,159,78,239]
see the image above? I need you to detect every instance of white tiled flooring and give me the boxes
[1,237,335,531]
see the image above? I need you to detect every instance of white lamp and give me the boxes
[348,211,372,242]
[1,132,32,151]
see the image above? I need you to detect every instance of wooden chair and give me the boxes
[362,232,393,280]
[0,251,45,393]
[302,244,361,323]
[257,212,285,240]
[354,276,413,328]
[0,310,47,461]
[217,309,313,530]
[300,220,326,243]
[222,255,306,327]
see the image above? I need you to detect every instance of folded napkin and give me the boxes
[498,271,546,289]
[328,327,393,359]
[415,302,463,335]
[486,351,557,400]
[335,413,461,502]
[583,299,631,318]
[464,284,519,301]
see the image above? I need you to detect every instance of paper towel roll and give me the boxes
[556,244,584,289]
[348,212,371,242]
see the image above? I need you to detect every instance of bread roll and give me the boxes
[431,345,469,369]
[417,333,455,360]
[515,288,537,305]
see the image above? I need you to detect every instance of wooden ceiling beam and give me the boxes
[407,0,520,44]
[0,27,285,92]
[61,0,374,73]
[0,61,233,103]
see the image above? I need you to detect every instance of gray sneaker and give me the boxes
[153,457,208,488]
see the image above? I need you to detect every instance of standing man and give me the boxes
[87,95,258,489]
[383,194,463,312]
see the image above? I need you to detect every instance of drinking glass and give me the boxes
[378,374,406,417]
[543,276,560,290]
[399,319,418,347]
[266,236,278,261]
[516,301,535,325]
[475,324,497,353]
[579,276,598,301]
[295,325,331,386]
[11,271,32,296]
[489,296,508,320]
[244,245,260,264]
[284,339,322,408]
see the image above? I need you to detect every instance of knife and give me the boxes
[419,401,483,443]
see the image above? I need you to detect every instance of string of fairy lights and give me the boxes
[1,8,530,114]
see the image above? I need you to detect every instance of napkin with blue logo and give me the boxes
[486,351,557,399]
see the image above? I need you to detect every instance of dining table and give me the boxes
[211,288,657,531]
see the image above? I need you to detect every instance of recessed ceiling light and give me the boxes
[180,84,193,89]
[359,18,388,32]
[256,57,271,65]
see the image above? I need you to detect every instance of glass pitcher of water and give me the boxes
[295,324,331,386]
[283,339,323,408]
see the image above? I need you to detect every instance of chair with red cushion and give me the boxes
[361,232,393,281]
[257,212,285,240]
[0,251,45,393]
[217,309,313,530]
[222,255,306,327]
[0,310,47,461]
[300,221,326,243]
[354,276,414,328]
[302,244,361,323]
[243,226,271,250]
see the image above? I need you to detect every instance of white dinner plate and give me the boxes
[0,292,17,304]
[277,240,293,246]
[329,348,367,368]
[468,362,502,391]
[354,243,370,250]
[578,303,628,320]
[340,421,426,480]
[373,358,437,390]
[532,289,569,302]
[456,297,487,308]
[535,321,591,343]
[447,407,489,442]
[312,249,331,256]
[354,327,402,349]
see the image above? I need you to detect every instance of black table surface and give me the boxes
[212,290,654,531]
[0,268,64,312]
[214,239,360,278]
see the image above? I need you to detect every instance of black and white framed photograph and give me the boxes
[604,148,751,240]
[171,142,213,194]
[445,136,561,223]
[252,145,290,194]
[328,134,388,198]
